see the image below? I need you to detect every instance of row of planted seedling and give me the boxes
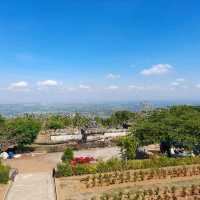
[91,184,200,200]
[81,165,200,188]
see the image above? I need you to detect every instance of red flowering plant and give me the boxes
[70,156,95,166]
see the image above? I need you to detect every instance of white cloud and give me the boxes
[171,79,188,88]
[181,85,189,89]
[128,85,146,90]
[37,80,59,87]
[8,81,29,91]
[171,82,180,86]
[141,64,172,76]
[67,87,77,91]
[176,78,185,82]
[79,84,91,89]
[170,87,176,91]
[106,73,120,79]
[105,85,119,90]
[196,84,200,89]
[128,85,159,91]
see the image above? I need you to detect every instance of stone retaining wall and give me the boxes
[50,129,129,143]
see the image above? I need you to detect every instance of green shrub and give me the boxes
[0,163,10,184]
[118,136,138,160]
[83,164,97,174]
[46,120,65,130]
[74,164,88,175]
[126,156,200,170]
[61,148,74,162]
[56,162,73,177]
[96,160,108,173]
[96,158,123,173]
[57,155,200,177]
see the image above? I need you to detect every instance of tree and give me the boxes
[94,116,103,127]
[6,117,41,148]
[110,111,136,128]
[160,135,174,157]
[72,113,90,128]
[97,111,138,129]
[118,136,138,160]
[0,115,5,126]
[46,119,65,129]
[0,115,6,140]
[132,105,200,150]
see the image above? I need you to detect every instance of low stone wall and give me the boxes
[103,131,127,138]
[35,128,130,145]
[50,129,129,143]
[50,134,82,142]
[40,128,79,136]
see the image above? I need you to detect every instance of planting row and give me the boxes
[91,184,200,200]
[81,165,200,188]
[56,156,200,177]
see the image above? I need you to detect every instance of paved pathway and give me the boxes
[4,147,120,200]
[5,172,56,200]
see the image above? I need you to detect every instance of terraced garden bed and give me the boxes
[55,164,200,200]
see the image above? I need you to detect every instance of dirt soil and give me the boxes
[2,146,120,173]
[55,169,200,200]
[2,152,62,173]
[0,184,9,200]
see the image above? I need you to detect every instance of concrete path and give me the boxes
[3,147,120,200]
[5,172,56,200]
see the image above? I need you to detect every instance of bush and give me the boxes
[126,156,200,170]
[57,156,200,177]
[96,158,123,173]
[61,148,74,162]
[74,164,88,175]
[0,163,10,184]
[46,120,65,130]
[83,164,96,174]
[118,136,138,160]
[56,162,73,177]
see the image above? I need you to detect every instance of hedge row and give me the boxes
[56,156,200,177]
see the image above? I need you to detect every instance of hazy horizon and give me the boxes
[0,99,199,105]
[0,100,199,117]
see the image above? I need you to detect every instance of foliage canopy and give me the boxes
[134,106,200,148]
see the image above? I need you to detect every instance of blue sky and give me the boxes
[0,0,200,103]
